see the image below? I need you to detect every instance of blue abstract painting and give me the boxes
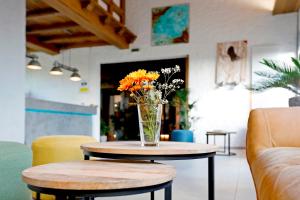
[152,4,189,46]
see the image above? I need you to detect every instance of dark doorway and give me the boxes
[101,57,188,140]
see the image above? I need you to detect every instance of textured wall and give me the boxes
[0,0,26,143]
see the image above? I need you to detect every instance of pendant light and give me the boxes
[50,61,63,75]
[70,71,81,81]
[26,54,42,70]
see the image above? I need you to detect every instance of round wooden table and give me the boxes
[81,141,217,200]
[22,160,175,200]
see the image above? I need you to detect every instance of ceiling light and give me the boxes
[70,71,81,81]
[27,58,42,70]
[49,66,63,75]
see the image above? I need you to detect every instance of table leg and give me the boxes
[206,134,209,144]
[56,195,67,200]
[228,134,231,155]
[151,160,155,200]
[164,185,172,200]
[208,156,215,200]
[36,192,40,200]
[223,135,226,153]
[213,135,216,145]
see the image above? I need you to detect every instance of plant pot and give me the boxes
[171,130,194,143]
[137,103,162,146]
[100,135,107,142]
[289,96,300,107]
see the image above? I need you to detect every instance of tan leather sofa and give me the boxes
[246,108,300,200]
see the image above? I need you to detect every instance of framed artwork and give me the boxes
[216,40,248,86]
[151,4,189,46]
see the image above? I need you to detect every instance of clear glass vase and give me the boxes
[137,104,162,146]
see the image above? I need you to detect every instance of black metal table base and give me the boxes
[84,151,216,200]
[206,133,236,156]
[30,181,172,200]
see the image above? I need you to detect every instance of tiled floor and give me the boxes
[99,150,256,200]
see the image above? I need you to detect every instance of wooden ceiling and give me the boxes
[26,0,136,55]
[273,0,300,15]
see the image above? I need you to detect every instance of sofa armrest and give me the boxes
[246,109,273,166]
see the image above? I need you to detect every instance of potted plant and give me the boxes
[171,88,196,142]
[100,119,109,142]
[250,56,300,107]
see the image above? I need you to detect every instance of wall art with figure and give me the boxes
[216,40,248,86]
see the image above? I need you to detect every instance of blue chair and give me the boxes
[0,141,32,200]
[171,130,194,142]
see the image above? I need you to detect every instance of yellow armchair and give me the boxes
[31,135,97,199]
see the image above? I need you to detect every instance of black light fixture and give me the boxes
[70,71,81,82]
[50,62,63,75]
[50,61,81,81]
[26,54,42,70]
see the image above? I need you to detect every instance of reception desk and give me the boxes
[25,98,97,145]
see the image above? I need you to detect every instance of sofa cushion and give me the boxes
[251,147,300,200]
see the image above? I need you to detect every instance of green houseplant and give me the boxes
[171,88,196,142]
[100,119,110,142]
[250,56,300,106]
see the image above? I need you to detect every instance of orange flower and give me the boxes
[117,77,133,91]
[129,84,142,92]
[145,72,160,81]
[118,69,159,92]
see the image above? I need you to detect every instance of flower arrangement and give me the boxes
[117,65,184,146]
[118,65,184,104]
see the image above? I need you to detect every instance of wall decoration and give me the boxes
[152,4,189,46]
[216,40,248,86]
[80,81,89,93]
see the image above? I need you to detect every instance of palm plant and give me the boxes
[250,56,300,95]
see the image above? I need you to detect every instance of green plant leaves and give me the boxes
[250,57,300,95]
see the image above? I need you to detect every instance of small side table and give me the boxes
[206,131,236,156]
[81,141,217,200]
[22,160,175,200]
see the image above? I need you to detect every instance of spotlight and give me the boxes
[70,71,81,81]
[49,66,63,75]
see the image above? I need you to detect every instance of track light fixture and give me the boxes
[26,54,42,70]
[50,61,82,82]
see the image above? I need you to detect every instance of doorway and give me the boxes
[100,57,188,140]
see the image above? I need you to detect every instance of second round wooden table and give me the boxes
[81,141,217,200]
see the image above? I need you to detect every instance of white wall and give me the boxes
[0,0,26,143]
[26,0,297,147]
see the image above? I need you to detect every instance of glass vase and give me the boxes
[137,103,162,146]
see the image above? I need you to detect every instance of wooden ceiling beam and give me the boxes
[27,22,80,35]
[27,8,62,21]
[102,0,125,19]
[273,0,300,15]
[43,34,99,44]
[42,0,130,49]
[60,41,108,50]
[26,36,60,55]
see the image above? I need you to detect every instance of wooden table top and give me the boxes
[22,160,175,190]
[206,131,236,135]
[81,141,217,155]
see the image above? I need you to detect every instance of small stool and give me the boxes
[22,160,175,200]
